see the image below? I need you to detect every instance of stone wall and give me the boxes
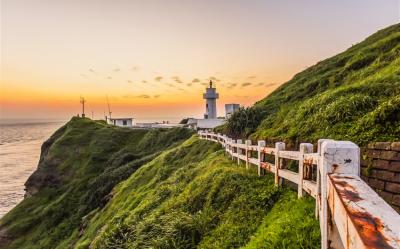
[360,142,400,212]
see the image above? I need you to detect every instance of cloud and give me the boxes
[155,76,163,82]
[201,82,208,86]
[113,68,120,72]
[227,83,237,89]
[166,83,175,87]
[209,76,220,82]
[142,80,147,83]
[127,80,132,83]
[153,95,160,98]
[88,68,96,74]
[123,94,151,99]
[256,82,276,87]
[131,66,139,71]
[80,74,87,77]
[241,82,252,87]
[187,83,192,87]
[192,78,200,83]
[171,76,182,83]
[106,76,112,80]
[248,75,256,79]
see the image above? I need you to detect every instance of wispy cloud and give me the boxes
[131,66,139,71]
[106,76,112,80]
[127,80,133,83]
[142,80,147,83]
[241,82,252,87]
[153,95,160,98]
[187,83,192,87]
[155,76,163,82]
[192,78,200,83]
[248,75,256,79]
[113,68,120,72]
[256,82,276,87]
[88,68,97,74]
[227,83,237,89]
[209,76,220,82]
[123,94,151,99]
[171,76,182,83]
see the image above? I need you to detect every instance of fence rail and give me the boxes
[198,131,400,249]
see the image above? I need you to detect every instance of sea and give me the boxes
[0,120,65,218]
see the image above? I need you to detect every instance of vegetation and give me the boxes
[0,117,193,249]
[0,119,319,248]
[218,23,400,145]
[74,137,319,249]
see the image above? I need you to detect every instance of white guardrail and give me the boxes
[198,131,400,249]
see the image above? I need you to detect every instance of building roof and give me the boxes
[108,118,133,120]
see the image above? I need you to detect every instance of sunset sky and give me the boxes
[1,0,399,121]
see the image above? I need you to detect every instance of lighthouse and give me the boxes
[203,80,219,119]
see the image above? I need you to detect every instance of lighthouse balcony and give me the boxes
[203,93,219,99]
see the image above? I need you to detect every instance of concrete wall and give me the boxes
[360,142,400,212]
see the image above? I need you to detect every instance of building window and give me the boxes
[123,120,127,126]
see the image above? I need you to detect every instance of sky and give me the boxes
[1,0,399,121]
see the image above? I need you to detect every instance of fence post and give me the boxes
[319,140,360,249]
[298,143,314,198]
[274,142,285,186]
[257,140,266,176]
[245,140,252,170]
[236,139,243,165]
[316,139,333,219]
[231,139,236,161]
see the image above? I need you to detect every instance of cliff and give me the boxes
[0,119,319,248]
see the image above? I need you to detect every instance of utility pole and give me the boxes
[80,96,86,118]
[106,95,112,119]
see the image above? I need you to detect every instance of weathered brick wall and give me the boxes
[360,142,400,213]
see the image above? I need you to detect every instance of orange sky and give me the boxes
[1,0,399,121]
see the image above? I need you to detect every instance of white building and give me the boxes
[187,118,224,130]
[107,118,133,127]
[225,104,240,118]
[187,82,226,130]
[203,81,219,119]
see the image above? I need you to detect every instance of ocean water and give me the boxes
[0,121,64,218]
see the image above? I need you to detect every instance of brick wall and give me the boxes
[360,142,400,213]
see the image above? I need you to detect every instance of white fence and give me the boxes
[198,131,400,249]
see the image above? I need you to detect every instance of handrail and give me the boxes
[198,131,400,249]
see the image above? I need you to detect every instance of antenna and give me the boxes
[80,96,86,117]
[106,95,112,119]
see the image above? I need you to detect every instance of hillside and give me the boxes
[221,23,400,145]
[0,118,193,248]
[0,118,319,249]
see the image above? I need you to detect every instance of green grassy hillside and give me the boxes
[74,137,319,249]
[0,117,193,249]
[220,23,400,145]
[0,119,319,249]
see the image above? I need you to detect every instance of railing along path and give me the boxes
[198,131,400,249]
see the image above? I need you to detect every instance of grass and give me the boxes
[72,137,319,249]
[218,23,400,146]
[0,117,193,249]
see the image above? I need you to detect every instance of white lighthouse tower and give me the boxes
[203,80,219,119]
